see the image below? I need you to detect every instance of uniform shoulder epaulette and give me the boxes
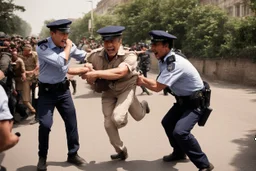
[38,39,48,51]
[91,47,104,53]
[37,39,48,46]
[174,49,187,59]
[85,47,103,63]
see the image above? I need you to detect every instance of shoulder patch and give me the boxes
[167,62,175,72]
[37,39,48,46]
[166,55,176,72]
[40,44,48,51]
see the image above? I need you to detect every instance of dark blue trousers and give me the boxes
[37,89,79,158]
[161,103,210,169]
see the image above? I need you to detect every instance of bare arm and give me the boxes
[0,120,19,153]
[67,67,91,75]
[137,75,167,92]
[0,70,4,80]
[84,63,129,82]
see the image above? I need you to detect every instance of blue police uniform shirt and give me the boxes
[157,50,204,96]
[0,85,13,121]
[36,37,86,84]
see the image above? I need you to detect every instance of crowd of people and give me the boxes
[0,19,214,171]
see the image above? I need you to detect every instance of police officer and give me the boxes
[82,26,150,161]
[137,30,214,171]
[137,43,152,95]
[36,19,90,170]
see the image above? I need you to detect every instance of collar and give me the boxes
[47,37,57,49]
[160,50,173,63]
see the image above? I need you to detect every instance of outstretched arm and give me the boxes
[67,66,91,75]
[137,75,167,92]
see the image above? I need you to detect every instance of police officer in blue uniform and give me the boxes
[137,30,214,171]
[36,19,90,171]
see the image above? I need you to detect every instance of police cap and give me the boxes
[149,30,177,42]
[97,26,125,40]
[47,19,72,33]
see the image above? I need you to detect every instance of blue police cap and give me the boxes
[149,30,177,42]
[46,19,72,33]
[97,26,125,40]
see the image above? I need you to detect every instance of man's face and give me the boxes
[51,30,69,47]
[23,47,32,56]
[150,42,169,60]
[103,37,122,58]
[12,50,18,61]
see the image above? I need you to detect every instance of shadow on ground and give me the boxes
[17,159,180,171]
[0,153,5,167]
[74,91,102,99]
[230,130,256,171]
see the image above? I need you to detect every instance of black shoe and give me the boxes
[162,153,187,162]
[67,154,87,166]
[30,118,39,125]
[199,163,214,171]
[110,150,128,160]
[37,157,47,171]
[141,100,150,114]
[20,114,29,121]
[0,165,7,171]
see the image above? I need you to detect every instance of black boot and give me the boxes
[67,154,87,166]
[110,151,128,160]
[162,152,186,162]
[199,163,214,171]
[141,100,150,114]
[70,80,77,95]
[0,165,6,171]
[37,157,47,171]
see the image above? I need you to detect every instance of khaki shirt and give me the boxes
[13,57,25,77]
[19,51,38,81]
[86,46,138,92]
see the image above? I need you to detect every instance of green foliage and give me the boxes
[250,0,256,12]
[0,0,30,36]
[183,5,229,58]
[68,13,118,44]
[37,0,256,59]
[39,19,54,39]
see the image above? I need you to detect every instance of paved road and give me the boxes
[1,60,256,171]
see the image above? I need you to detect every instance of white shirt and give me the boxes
[0,85,13,121]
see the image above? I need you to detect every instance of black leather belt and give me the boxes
[38,79,69,92]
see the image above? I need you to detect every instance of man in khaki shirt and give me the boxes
[82,26,150,160]
[19,44,39,115]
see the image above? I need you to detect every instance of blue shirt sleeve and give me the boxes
[70,44,86,62]
[36,45,65,68]
[157,62,183,87]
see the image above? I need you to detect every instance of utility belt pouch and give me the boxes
[203,81,211,107]
[198,107,213,127]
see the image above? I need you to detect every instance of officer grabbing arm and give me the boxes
[137,30,214,171]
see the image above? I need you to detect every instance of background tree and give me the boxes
[39,19,54,39]
[183,5,229,58]
[0,0,28,35]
